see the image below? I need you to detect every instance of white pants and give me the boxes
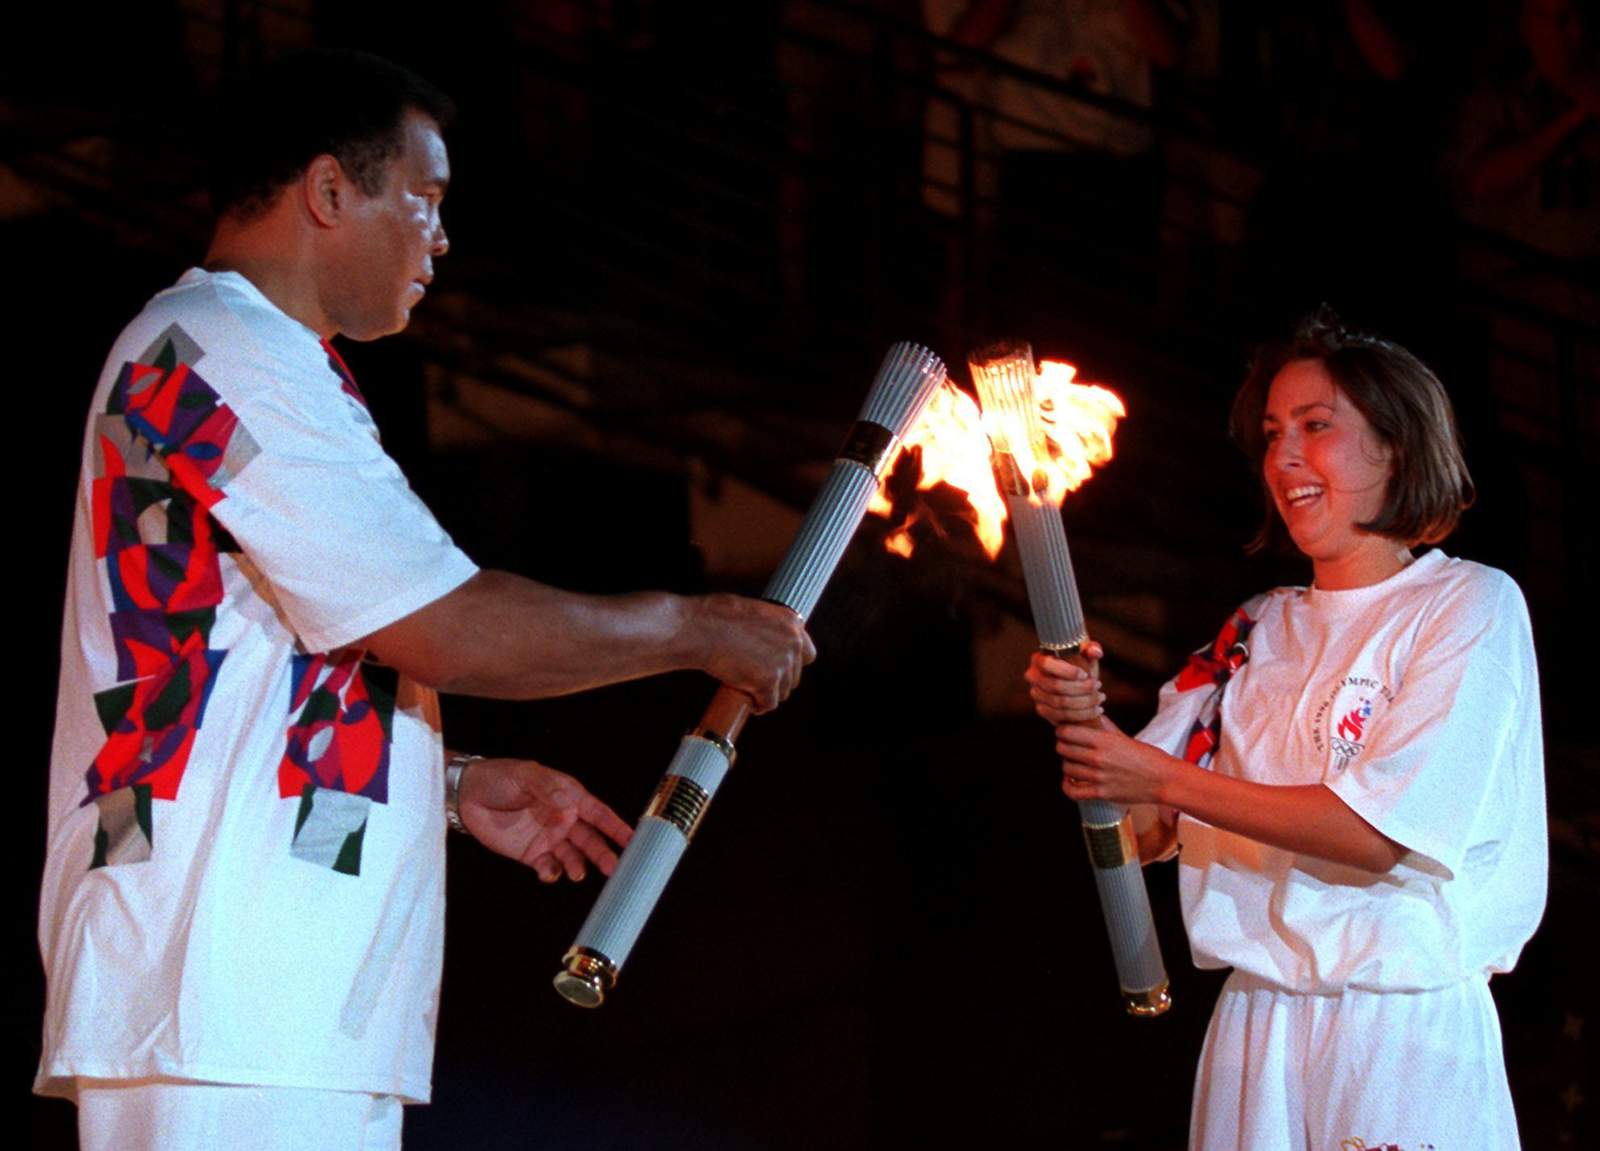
[1190,971,1520,1151]
[76,1077,404,1151]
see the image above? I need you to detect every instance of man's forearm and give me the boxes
[362,570,701,699]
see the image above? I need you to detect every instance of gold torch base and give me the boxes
[554,947,617,1008]
[1122,982,1172,1017]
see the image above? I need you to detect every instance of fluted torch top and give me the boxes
[968,342,1126,509]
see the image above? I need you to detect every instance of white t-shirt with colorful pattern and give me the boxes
[38,269,478,1102]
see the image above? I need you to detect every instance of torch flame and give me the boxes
[883,531,916,559]
[868,354,1123,557]
[1022,360,1126,507]
[869,378,1008,559]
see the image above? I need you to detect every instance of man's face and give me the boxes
[327,110,450,340]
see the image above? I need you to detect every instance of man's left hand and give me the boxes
[457,758,633,882]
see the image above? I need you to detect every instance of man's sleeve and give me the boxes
[203,370,478,655]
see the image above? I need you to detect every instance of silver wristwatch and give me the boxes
[444,753,482,835]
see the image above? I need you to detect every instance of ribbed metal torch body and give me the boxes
[555,342,946,1007]
[971,340,1168,1017]
[1011,495,1170,1015]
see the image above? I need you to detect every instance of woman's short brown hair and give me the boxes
[1230,307,1474,552]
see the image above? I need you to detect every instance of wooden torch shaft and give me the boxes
[699,686,754,746]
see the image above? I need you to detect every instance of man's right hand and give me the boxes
[361,571,815,705]
[683,593,815,713]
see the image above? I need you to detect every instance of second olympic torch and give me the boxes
[969,340,1171,1017]
[554,342,947,1007]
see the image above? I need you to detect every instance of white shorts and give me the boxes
[1190,971,1520,1151]
[76,1077,404,1151]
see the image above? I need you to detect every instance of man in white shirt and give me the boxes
[36,49,814,1150]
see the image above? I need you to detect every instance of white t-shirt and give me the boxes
[37,269,479,1102]
[1137,550,1547,994]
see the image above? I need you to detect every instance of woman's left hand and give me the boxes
[1055,721,1180,807]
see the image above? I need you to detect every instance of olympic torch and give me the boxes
[554,342,947,1007]
[969,340,1170,1017]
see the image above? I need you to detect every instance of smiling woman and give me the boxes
[1258,359,1404,589]
[1026,309,1545,1151]
[1229,309,1475,579]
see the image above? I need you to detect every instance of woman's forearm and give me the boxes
[1159,761,1405,872]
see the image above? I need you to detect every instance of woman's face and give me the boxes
[1262,359,1399,585]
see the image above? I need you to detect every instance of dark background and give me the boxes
[8,2,1595,1147]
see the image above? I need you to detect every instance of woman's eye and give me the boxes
[1305,420,1329,433]
[1262,428,1280,444]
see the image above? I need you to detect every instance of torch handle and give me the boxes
[702,686,753,745]
[1052,648,1169,1012]
[1075,797,1171,1015]
[554,712,735,1007]
[552,462,887,1009]
[551,466,884,1009]
[1002,497,1170,1015]
[554,341,947,1008]
[1061,660,1171,1015]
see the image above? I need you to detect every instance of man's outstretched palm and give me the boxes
[459,758,633,883]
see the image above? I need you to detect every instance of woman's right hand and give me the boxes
[1024,639,1105,726]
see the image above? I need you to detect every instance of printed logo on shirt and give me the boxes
[1339,1138,1435,1151]
[1312,674,1394,773]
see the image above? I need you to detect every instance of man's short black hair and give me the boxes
[208,49,454,220]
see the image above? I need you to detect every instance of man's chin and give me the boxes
[344,311,411,342]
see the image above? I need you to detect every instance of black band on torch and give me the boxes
[837,419,899,475]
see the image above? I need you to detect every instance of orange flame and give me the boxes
[869,359,1124,557]
[870,378,1008,559]
[1011,360,1125,508]
[883,530,916,559]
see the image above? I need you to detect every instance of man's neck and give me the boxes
[205,216,335,338]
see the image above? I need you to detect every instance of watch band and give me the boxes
[445,753,482,835]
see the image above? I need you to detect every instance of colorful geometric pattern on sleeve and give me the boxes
[85,325,260,866]
[279,652,399,876]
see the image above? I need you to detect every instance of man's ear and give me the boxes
[302,153,345,228]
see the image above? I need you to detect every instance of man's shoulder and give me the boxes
[106,269,334,413]
[129,269,309,363]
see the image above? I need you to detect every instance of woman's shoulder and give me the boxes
[1412,551,1528,621]
[1407,552,1537,674]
